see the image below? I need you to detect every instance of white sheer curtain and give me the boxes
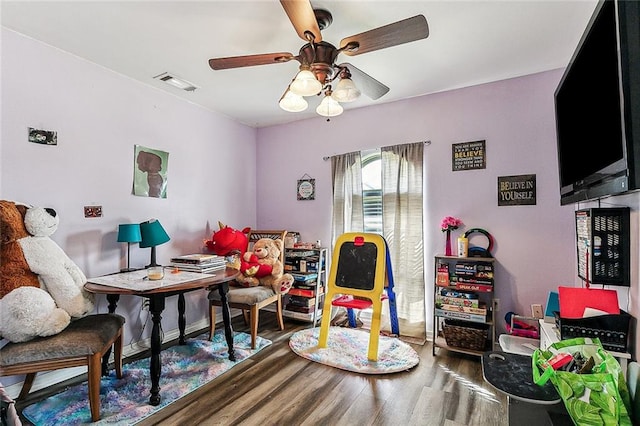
[330,152,364,246]
[381,142,425,340]
[330,143,425,341]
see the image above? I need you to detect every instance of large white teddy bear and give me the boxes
[20,206,95,317]
[0,203,94,342]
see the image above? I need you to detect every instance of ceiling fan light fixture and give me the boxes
[332,77,361,102]
[279,89,308,112]
[290,68,323,96]
[316,93,343,117]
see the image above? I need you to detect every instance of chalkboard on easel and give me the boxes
[334,242,378,290]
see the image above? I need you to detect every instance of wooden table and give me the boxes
[85,267,239,406]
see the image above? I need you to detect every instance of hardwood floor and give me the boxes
[17,313,508,426]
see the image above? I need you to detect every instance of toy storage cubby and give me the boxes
[433,255,496,356]
[283,247,327,325]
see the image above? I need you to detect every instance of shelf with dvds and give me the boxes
[282,247,327,326]
[432,255,496,357]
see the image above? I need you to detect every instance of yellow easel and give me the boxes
[318,232,392,361]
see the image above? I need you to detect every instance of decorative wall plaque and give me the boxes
[297,174,315,200]
[498,174,536,206]
[452,140,486,171]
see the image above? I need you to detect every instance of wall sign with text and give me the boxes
[297,174,315,200]
[498,174,536,206]
[452,140,486,171]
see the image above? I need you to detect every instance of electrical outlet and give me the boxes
[494,298,500,312]
[531,304,543,319]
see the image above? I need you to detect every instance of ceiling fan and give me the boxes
[208,0,429,117]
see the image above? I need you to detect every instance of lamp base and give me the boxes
[146,246,161,269]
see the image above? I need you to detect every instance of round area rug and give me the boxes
[289,327,419,374]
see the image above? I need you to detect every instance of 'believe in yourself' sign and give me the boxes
[498,174,536,206]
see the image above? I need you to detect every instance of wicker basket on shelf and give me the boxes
[442,320,489,351]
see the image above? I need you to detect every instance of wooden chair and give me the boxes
[0,313,125,422]
[318,232,398,361]
[209,230,287,349]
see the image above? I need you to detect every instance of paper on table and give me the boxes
[87,269,215,291]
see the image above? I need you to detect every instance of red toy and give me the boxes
[240,252,273,278]
[505,311,540,339]
[205,222,250,257]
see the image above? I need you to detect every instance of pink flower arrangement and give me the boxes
[440,216,463,232]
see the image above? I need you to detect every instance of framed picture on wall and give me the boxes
[297,176,315,200]
[452,140,486,171]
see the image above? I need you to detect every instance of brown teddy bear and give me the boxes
[236,238,293,294]
[0,200,41,296]
[0,200,72,342]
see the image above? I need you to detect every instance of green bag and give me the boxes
[532,337,632,426]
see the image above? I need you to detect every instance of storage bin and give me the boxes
[442,319,489,351]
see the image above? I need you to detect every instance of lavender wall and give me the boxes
[2,24,640,390]
[1,29,258,387]
[256,70,631,339]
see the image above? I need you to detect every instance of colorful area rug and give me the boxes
[22,331,271,425]
[289,327,419,374]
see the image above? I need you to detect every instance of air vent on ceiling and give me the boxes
[153,72,197,92]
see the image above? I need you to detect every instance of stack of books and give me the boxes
[285,272,324,321]
[287,273,322,298]
[453,261,494,292]
[435,288,487,321]
[170,254,226,273]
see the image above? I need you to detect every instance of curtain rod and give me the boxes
[322,140,431,161]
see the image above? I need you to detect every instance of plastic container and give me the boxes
[457,237,468,257]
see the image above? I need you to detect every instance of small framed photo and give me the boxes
[28,127,57,145]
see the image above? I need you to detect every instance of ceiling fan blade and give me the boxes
[280,0,322,43]
[340,15,429,56]
[209,53,295,70]
[339,63,389,100]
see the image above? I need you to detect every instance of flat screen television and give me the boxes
[555,0,640,205]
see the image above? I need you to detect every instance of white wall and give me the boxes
[1,29,258,387]
[256,70,640,349]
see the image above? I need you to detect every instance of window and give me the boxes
[362,149,382,234]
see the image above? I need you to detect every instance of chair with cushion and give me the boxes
[208,230,287,349]
[0,313,125,422]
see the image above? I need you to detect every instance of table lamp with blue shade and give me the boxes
[139,219,170,267]
[117,223,142,272]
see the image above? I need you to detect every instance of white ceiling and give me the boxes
[1,1,598,128]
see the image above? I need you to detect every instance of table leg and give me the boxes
[217,282,236,361]
[148,294,165,406]
[178,293,186,345]
[101,294,121,376]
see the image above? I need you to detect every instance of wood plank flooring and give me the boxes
[17,313,508,426]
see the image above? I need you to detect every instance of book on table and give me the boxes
[170,253,225,265]
[169,261,226,273]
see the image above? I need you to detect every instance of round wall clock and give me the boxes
[297,178,315,200]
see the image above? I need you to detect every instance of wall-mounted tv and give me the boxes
[555,0,640,205]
